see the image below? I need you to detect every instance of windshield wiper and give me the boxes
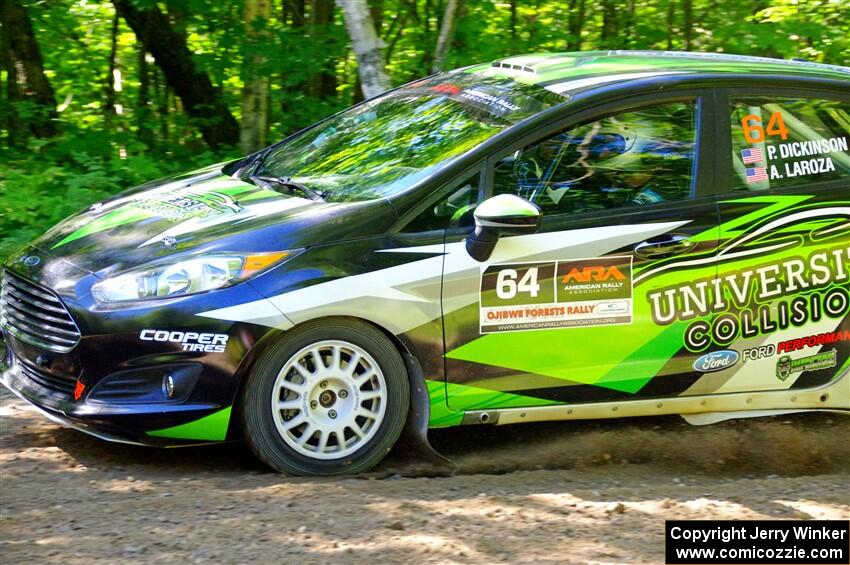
[247,174,325,201]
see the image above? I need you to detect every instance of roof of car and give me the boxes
[469,50,850,93]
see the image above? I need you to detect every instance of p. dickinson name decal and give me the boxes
[648,244,850,352]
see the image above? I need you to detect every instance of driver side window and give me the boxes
[492,101,698,216]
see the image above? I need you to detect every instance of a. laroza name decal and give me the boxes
[648,244,850,352]
[480,256,633,333]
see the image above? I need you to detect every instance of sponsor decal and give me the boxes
[458,88,521,114]
[429,84,461,95]
[775,349,837,381]
[693,350,740,373]
[742,330,850,362]
[139,329,229,353]
[480,256,633,333]
[133,190,242,221]
[648,244,850,352]
[21,255,40,267]
[778,329,850,354]
[742,344,776,363]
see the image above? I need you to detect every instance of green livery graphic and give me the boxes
[444,194,850,408]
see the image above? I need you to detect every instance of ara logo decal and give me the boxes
[693,350,740,373]
[557,256,632,302]
[561,265,626,284]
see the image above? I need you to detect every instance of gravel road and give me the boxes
[1,387,848,564]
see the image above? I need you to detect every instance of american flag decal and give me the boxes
[745,166,768,183]
[741,147,764,164]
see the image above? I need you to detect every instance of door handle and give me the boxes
[634,233,695,259]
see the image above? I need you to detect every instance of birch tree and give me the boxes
[432,0,461,73]
[336,0,390,99]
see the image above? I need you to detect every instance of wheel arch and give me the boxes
[227,315,444,465]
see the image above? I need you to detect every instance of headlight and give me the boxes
[91,251,298,303]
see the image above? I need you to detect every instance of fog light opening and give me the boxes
[164,374,176,399]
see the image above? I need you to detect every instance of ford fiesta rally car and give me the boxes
[2,51,849,475]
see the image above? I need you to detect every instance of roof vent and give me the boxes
[491,61,536,74]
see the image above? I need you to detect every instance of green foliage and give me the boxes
[0,131,229,257]
[1,0,848,257]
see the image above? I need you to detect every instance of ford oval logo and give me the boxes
[693,350,740,373]
[22,255,40,267]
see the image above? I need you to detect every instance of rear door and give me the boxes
[710,86,850,394]
[440,91,724,412]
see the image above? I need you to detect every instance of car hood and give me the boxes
[30,164,397,279]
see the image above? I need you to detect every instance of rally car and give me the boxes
[2,51,849,475]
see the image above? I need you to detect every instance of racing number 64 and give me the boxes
[742,111,789,143]
[496,267,540,299]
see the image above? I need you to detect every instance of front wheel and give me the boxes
[240,319,409,475]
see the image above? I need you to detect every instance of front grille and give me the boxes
[0,270,81,353]
[16,356,77,395]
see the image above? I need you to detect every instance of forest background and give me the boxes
[1,0,848,255]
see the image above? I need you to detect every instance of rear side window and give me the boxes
[492,101,697,216]
[729,97,850,191]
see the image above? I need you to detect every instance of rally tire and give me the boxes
[240,318,409,475]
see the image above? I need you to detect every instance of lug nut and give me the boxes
[338,390,348,399]
[328,409,337,419]
[310,400,318,409]
[320,381,328,389]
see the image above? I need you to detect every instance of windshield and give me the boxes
[257,71,567,201]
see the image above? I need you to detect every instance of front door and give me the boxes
[440,97,723,412]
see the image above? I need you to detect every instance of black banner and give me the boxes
[666,520,849,564]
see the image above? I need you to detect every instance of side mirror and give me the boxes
[466,194,541,262]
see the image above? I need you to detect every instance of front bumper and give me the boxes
[1,251,282,445]
[1,353,226,446]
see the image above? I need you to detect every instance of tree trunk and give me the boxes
[600,0,618,46]
[0,0,58,139]
[623,0,636,47]
[286,0,306,27]
[240,0,270,153]
[309,0,337,99]
[113,0,239,149]
[666,1,676,50]
[432,0,460,72]
[566,0,586,51]
[336,0,391,99]
[682,0,694,50]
